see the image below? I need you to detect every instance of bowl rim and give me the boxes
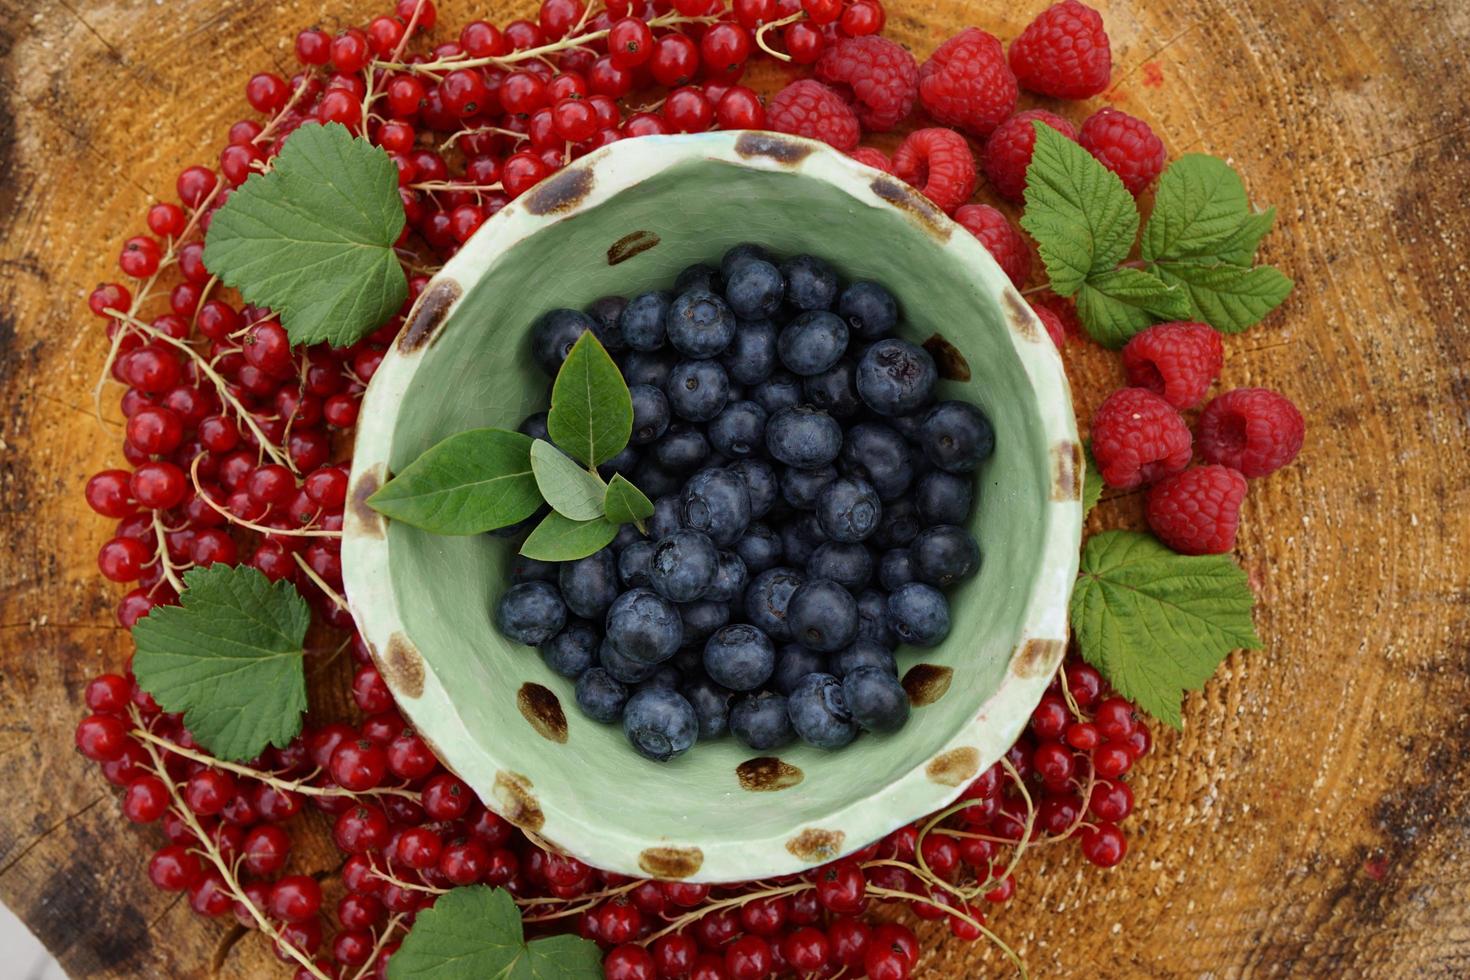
[342,130,1084,882]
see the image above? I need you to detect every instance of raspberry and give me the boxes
[848,146,894,174]
[917,28,1017,138]
[892,127,976,214]
[1195,388,1305,478]
[815,36,919,133]
[765,79,860,151]
[954,204,1030,288]
[1121,322,1223,409]
[1008,0,1112,100]
[1034,291,1081,338]
[1089,387,1192,489]
[1146,465,1248,555]
[1029,301,1066,349]
[1079,108,1166,195]
[981,109,1078,202]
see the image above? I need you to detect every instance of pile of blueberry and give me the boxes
[495,245,993,764]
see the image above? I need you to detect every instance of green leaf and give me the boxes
[369,428,540,535]
[1020,121,1140,297]
[530,439,606,521]
[1075,267,1194,349]
[1082,441,1103,516]
[202,122,407,348]
[520,511,619,562]
[1203,207,1276,267]
[1153,261,1294,334]
[387,886,601,980]
[547,332,633,467]
[131,565,309,761]
[604,474,654,525]
[1069,531,1262,729]
[1141,155,1249,263]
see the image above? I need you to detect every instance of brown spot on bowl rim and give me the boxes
[346,464,387,540]
[607,229,660,265]
[902,664,953,707]
[922,333,972,381]
[516,683,568,744]
[1002,290,1042,343]
[397,278,461,352]
[524,166,594,215]
[380,631,425,699]
[786,828,846,863]
[638,846,704,880]
[734,131,814,165]
[1052,440,1084,502]
[926,746,980,787]
[736,757,804,792]
[869,177,952,241]
[1013,638,1065,679]
[493,771,545,832]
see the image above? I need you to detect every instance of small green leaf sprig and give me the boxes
[369,332,653,562]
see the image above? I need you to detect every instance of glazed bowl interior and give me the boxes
[344,132,1081,883]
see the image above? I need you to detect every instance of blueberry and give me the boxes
[856,338,938,416]
[778,311,848,376]
[575,668,629,723]
[773,644,827,695]
[910,525,981,586]
[806,541,874,591]
[605,588,684,663]
[886,582,951,647]
[750,370,804,415]
[916,470,974,525]
[744,567,805,642]
[618,540,655,588]
[889,409,926,444]
[511,554,559,583]
[803,360,862,419]
[622,689,698,762]
[787,673,858,749]
[839,423,914,501]
[856,588,896,648]
[727,458,778,519]
[920,400,995,473]
[649,530,720,602]
[843,665,910,733]
[649,494,682,540]
[558,547,619,619]
[618,291,672,351]
[780,464,837,510]
[708,401,768,459]
[629,384,671,445]
[680,468,751,547]
[612,523,644,552]
[766,406,843,469]
[667,289,737,358]
[600,637,661,683]
[621,347,675,387]
[730,691,796,750]
[830,639,897,678]
[780,513,829,566]
[682,675,734,740]
[675,262,721,294]
[721,318,779,385]
[648,428,708,476]
[815,476,882,543]
[495,581,567,645]
[665,359,730,422]
[878,548,915,591]
[734,523,784,575]
[530,308,594,376]
[636,664,683,693]
[706,551,749,603]
[724,259,786,320]
[598,445,640,481]
[787,579,859,653]
[678,599,731,647]
[703,624,776,691]
[836,280,898,340]
[633,458,681,500]
[870,498,921,549]
[671,647,703,676]
[586,294,628,350]
[540,621,600,678]
[519,411,550,442]
[780,254,839,311]
[720,242,773,281]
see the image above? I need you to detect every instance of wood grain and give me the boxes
[1,0,1467,976]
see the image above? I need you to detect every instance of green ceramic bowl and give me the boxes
[342,131,1082,883]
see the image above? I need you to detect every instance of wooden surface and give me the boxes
[1,0,1468,976]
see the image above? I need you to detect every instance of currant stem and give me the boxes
[345,913,407,980]
[640,881,812,945]
[187,455,341,538]
[149,510,189,594]
[293,551,348,611]
[754,11,803,62]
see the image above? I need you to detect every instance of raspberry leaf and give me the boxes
[1151,261,1295,334]
[530,439,607,522]
[368,428,541,535]
[1070,531,1262,729]
[604,474,655,526]
[202,123,407,347]
[520,511,620,562]
[548,332,634,467]
[1140,154,1249,263]
[131,565,310,762]
[1202,207,1276,267]
[1082,441,1103,515]
[1075,268,1193,348]
[386,885,601,980]
[1020,122,1140,296]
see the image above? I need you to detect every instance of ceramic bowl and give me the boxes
[342,131,1082,883]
